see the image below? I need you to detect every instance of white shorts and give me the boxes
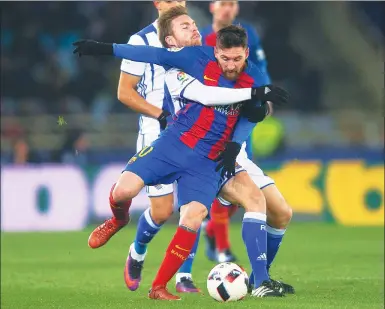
[136,131,174,198]
[217,143,275,206]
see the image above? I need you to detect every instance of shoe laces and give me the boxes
[129,257,144,279]
[97,219,115,234]
[179,277,197,289]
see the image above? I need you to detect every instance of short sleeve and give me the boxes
[120,34,147,76]
[165,68,196,99]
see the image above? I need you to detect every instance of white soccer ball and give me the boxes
[207,262,249,302]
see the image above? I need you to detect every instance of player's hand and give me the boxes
[241,100,270,123]
[214,142,242,178]
[157,110,172,130]
[72,40,113,57]
[251,85,289,106]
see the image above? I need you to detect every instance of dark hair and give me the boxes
[158,6,189,48]
[216,25,248,49]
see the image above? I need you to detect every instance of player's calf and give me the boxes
[88,172,145,249]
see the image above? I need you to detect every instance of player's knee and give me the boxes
[150,196,174,225]
[267,198,293,229]
[179,202,208,231]
[113,172,144,202]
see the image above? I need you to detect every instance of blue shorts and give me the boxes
[124,132,221,210]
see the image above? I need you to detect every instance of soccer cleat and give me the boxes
[270,278,295,294]
[149,285,181,300]
[175,277,201,293]
[88,217,129,249]
[217,249,237,263]
[251,280,285,298]
[204,230,217,262]
[124,246,144,291]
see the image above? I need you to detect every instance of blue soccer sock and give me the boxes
[242,212,269,288]
[177,227,201,281]
[133,208,162,255]
[266,224,286,272]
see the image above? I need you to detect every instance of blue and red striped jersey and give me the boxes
[113,44,269,159]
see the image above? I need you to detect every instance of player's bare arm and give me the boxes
[118,72,163,119]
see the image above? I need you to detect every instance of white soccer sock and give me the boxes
[129,243,147,262]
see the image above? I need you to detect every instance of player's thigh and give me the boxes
[148,185,175,224]
[220,171,266,212]
[177,161,219,216]
[263,184,292,228]
[124,139,179,187]
[217,162,245,206]
[237,154,275,189]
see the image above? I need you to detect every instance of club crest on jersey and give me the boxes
[177,71,187,81]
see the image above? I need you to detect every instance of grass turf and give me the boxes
[1,223,384,309]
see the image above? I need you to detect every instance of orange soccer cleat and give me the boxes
[148,286,181,300]
[88,217,129,249]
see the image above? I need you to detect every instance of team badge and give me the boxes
[177,71,187,81]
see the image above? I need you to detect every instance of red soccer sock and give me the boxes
[109,183,131,222]
[228,204,239,218]
[205,219,215,238]
[211,199,230,252]
[152,226,197,288]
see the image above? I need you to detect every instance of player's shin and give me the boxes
[176,228,201,293]
[152,225,198,288]
[109,183,131,222]
[242,212,269,288]
[177,227,200,276]
[266,225,286,271]
[152,203,206,288]
[134,208,163,255]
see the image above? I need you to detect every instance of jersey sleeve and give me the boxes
[165,69,252,106]
[120,35,146,76]
[232,116,256,144]
[113,44,201,73]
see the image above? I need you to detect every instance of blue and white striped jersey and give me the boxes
[120,21,168,135]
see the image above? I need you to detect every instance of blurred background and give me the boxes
[1,1,384,231]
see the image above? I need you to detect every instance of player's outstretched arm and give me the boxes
[72,40,198,72]
[183,81,251,105]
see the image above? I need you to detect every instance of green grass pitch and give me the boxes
[2,223,384,309]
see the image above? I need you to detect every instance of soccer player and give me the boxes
[73,8,289,300]
[86,1,202,293]
[200,1,294,294]
[201,0,272,264]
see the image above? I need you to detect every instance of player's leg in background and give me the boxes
[125,187,174,291]
[219,171,283,297]
[239,157,295,294]
[263,184,295,294]
[205,198,237,262]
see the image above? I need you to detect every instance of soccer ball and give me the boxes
[207,262,249,302]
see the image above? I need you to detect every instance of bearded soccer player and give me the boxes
[201,0,273,264]
[74,8,290,300]
[199,2,294,295]
[86,1,203,293]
